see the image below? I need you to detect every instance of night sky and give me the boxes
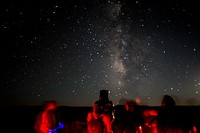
[1,0,200,106]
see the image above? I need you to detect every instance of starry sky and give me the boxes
[1,0,200,106]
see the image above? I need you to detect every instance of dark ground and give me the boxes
[1,105,200,133]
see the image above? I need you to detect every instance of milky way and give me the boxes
[1,0,200,106]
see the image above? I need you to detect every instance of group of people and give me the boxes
[34,91,199,133]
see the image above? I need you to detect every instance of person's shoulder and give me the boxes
[87,112,93,118]
[87,111,92,115]
[87,112,93,122]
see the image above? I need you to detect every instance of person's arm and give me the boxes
[103,114,112,133]
[40,112,51,133]
[87,112,93,133]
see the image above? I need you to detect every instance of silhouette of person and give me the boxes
[157,95,185,133]
[34,100,63,133]
[97,90,114,120]
[87,101,112,133]
[112,100,144,133]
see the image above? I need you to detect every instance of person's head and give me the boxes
[161,95,175,109]
[44,100,57,111]
[125,100,136,112]
[99,90,109,102]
